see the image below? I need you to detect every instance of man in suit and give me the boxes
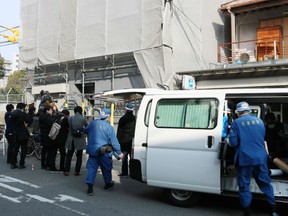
[11,103,30,169]
[117,103,136,177]
[5,104,15,164]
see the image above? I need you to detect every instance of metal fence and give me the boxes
[0,93,25,104]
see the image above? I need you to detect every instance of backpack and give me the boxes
[70,117,83,138]
[48,122,61,140]
[48,117,64,140]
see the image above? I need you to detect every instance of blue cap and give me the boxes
[235,101,251,114]
[125,103,134,111]
[98,108,111,119]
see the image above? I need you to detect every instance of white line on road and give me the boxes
[0,193,21,203]
[0,175,41,189]
[0,182,23,192]
[0,175,89,215]
[53,203,89,216]
[26,194,55,203]
[55,194,85,203]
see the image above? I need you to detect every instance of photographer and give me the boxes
[38,90,57,114]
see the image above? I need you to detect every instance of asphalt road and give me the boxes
[0,145,287,216]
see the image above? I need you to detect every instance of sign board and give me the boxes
[182,75,196,90]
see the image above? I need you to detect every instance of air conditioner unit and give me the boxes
[240,52,250,64]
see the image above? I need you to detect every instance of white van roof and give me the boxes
[93,88,165,101]
[93,87,288,101]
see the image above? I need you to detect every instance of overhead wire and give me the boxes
[0,25,20,43]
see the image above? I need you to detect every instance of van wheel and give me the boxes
[164,189,199,207]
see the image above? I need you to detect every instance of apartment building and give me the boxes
[179,0,288,89]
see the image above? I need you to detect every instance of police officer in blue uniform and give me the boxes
[229,101,278,216]
[84,108,123,195]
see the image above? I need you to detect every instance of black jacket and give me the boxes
[11,109,30,141]
[5,111,14,136]
[54,113,69,147]
[39,113,54,145]
[117,111,136,149]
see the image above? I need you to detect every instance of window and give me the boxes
[155,98,218,129]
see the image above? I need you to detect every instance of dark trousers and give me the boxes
[12,137,28,166]
[120,141,132,175]
[58,146,66,171]
[6,134,14,163]
[65,141,83,173]
[41,144,49,168]
[49,144,59,170]
[86,154,113,185]
[121,151,130,175]
[237,165,276,208]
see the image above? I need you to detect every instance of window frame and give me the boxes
[154,98,219,130]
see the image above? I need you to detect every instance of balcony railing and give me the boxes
[218,35,288,65]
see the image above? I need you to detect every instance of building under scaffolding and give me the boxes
[19,0,226,112]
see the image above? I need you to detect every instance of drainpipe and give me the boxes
[228,7,236,59]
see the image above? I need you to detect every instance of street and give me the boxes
[0,146,287,216]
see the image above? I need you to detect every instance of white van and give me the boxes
[96,88,288,207]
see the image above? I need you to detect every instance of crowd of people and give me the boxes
[4,91,138,196]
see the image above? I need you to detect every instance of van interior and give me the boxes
[219,93,288,201]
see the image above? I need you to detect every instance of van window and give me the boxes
[155,98,218,129]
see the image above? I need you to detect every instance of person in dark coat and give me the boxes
[117,103,136,177]
[10,103,30,169]
[4,104,15,164]
[264,112,285,158]
[39,106,54,170]
[64,106,88,176]
[52,109,70,171]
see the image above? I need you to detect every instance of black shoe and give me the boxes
[7,160,12,164]
[104,182,114,191]
[50,168,59,171]
[118,173,128,177]
[11,164,18,169]
[87,184,94,196]
[74,172,81,176]
[19,165,26,169]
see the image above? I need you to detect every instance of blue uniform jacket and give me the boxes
[229,114,268,167]
[84,119,121,157]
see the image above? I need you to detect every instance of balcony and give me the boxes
[218,35,288,66]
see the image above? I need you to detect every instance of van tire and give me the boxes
[164,189,199,207]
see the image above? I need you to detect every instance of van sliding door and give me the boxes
[146,92,225,194]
